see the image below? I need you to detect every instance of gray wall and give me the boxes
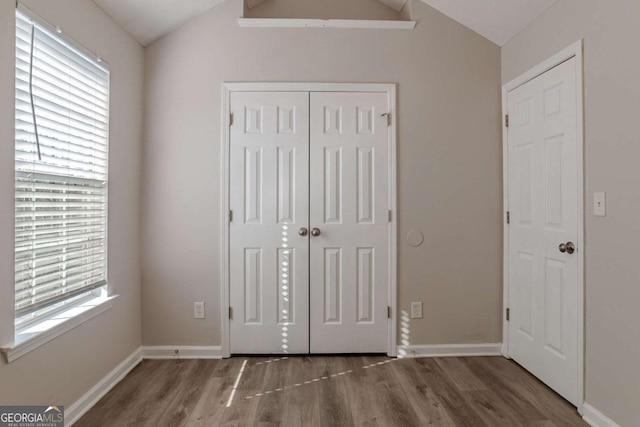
[0,0,144,407]
[502,0,640,425]
[142,0,503,347]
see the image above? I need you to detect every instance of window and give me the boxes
[14,10,110,325]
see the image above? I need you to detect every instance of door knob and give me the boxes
[298,227,308,236]
[565,242,575,254]
[559,242,576,254]
[311,228,321,237]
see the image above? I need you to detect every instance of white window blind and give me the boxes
[15,10,110,318]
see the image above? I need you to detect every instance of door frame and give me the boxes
[220,82,398,358]
[501,40,585,414]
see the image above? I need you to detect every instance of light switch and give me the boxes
[594,192,606,217]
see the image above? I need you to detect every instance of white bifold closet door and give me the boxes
[309,92,389,353]
[229,91,389,354]
[229,92,310,354]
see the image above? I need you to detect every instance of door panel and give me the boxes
[507,58,579,404]
[229,92,309,354]
[309,92,389,353]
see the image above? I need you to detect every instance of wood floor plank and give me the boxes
[132,359,196,427]
[461,357,548,424]
[480,357,585,427]
[434,357,489,391]
[414,358,490,427]
[392,358,457,426]
[364,357,426,427]
[286,356,322,427]
[342,356,387,426]
[317,356,356,427]
[276,357,315,427]
[461,390,527,427]
[253,356,289,425]
[219,358,258,426]
[76,356,588,427]
[164,360,219,427]
[75,359,183,427]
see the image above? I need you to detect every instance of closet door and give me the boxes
[229,92,309,354]
[309,92,390,353]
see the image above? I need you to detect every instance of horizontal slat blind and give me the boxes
[15,11,109,317]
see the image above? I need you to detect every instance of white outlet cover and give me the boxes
[411,302,423,319]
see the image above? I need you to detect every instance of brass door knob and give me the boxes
[311,228,321,237]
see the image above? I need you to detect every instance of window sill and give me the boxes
[1,295,119,363]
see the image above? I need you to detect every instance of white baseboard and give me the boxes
[65,345,220,425]
[142,345,222,359]
[66,346,143,426]
[583,403,621,427]
[397,343,503,358]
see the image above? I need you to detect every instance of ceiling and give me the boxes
[93,0,226,46]
[423,0,558,46]
[93,0,558,47]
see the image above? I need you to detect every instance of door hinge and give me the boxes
[229,210,233,222]
[387,306,392,319]
[506,308,510,321]
[506,211,510,224]
[505,114,509,128]
[229,307,233,320]
[229,113,234,127]
[381,112,391,126]
[388,210,392,223]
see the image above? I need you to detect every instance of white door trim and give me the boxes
[501,40,585,414]
[220,82,398,358]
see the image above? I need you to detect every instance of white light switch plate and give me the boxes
[411,302,423,319]
[594,192,606,217]
[194,302,205,319]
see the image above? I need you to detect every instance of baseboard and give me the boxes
[142,345,222,359]
[398,343,503,358]
[582,403,621,427]
[66,346,143,426]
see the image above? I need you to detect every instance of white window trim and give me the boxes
[2,293,118,363]
[6,4,114,364]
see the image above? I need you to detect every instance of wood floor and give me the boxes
[76,356,586,426]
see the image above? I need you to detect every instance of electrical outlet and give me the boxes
[411,302,423,319]
[594,192,606,217]
[194,302,205,319]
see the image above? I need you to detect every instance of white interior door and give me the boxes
[309,92,390,353]
[507,57,579,405]
[229,92,309,354]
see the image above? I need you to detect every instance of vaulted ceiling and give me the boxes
[92,0,558,47]
[93,0,226,46]
[424,0,558,46]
